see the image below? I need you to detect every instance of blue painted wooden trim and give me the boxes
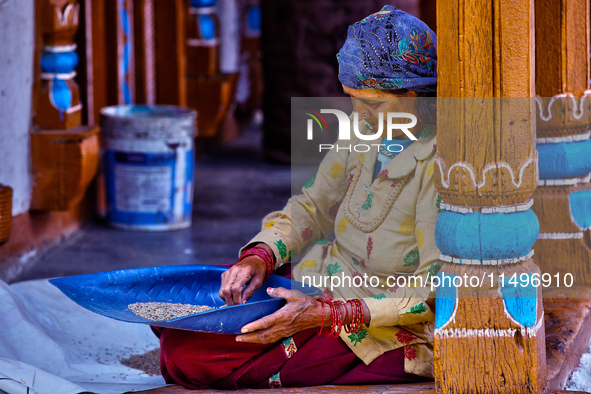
[247,6,262,32]
[569,190,591,230]
[120,4,130,35]
[190,0,217,7]
[199,14,216,40]
[538,139,591,179]
[435,272,458,329]
[435,210,539,260]
[500,273,537,327]
[50,79,72,119]
[40,51,79,74]
[119,1,132,105]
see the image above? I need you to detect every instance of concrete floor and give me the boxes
[13,126,292,282]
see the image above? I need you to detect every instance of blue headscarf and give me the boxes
[337,5,437,93]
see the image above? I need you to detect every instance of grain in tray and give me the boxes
[128,302,219,321]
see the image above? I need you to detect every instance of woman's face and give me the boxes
[342,84,422,138]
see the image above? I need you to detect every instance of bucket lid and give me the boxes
[100,105,197,139]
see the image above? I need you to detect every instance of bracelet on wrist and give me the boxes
[317,299,325,336]
[317,298,364,337]
[239,246,274,281]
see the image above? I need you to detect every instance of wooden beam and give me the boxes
[33,0,83,130]
[535,0,591,97]
[154,0,187,105]
[434,0,545,393]
[134,0,157,104]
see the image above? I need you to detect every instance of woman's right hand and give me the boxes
[219,256,268,305]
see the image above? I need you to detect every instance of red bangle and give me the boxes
[255,246,275,280]
[345,299,364,333]
[327,300,345,337]
[317,299,325,336]
[342,301,349,329]
[326,301,336,337]
[243,246,274,266]
[239,247,274,281]
[323,300,335,337]
[344,301,353,333]
[254,246,275,263]
[319,299,357,338]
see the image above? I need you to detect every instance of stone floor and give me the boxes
[11,125,292,282]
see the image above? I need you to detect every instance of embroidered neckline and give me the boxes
[343,161,413,233]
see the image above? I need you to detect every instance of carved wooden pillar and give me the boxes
[152,0,237,137]
[236,0,262,114]
[185,0,239,137]
[31,0,99,211]
[434,0,546,393]
[153,0,186,105]
[186,0,220,76]
[117,0,135,104]
[35,0,83,129]
[533,0,591,291]
[134,0,157,104]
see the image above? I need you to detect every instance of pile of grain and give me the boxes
[128,302,215,321]
[120,348,161,376]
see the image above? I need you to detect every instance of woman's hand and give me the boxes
[219,255,267,305]
[236,287,327,344]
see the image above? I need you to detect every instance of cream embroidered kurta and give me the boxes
[242,120,442,378]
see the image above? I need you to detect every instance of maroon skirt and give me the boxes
[152,326,430,389]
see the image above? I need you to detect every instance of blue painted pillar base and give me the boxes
[434,260,547,394]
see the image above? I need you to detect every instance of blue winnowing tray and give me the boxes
[49,265,321,334]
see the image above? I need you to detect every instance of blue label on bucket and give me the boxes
[104,150,177,226]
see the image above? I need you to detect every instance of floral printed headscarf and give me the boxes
[337,5,437,93]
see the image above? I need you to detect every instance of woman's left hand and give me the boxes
[236,287,326,344]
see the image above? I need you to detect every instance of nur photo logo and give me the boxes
[303,108,418,152]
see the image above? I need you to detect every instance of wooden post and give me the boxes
[31,0,99,211]
[186,0,220,77]
[532,0,591,290]
[134,0,157,105]
[34,0,83,129]
[116,0,135,104]
[236,0,263,114]
[185,0,239,137]
[434,0,546,393]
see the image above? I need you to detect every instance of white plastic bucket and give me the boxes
[100,105,197,231]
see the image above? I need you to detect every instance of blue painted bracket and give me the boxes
[191,0,217,7]
[435,209,539,260]
[570,190,591,230]
[500,273,538,328]
[40,51,79,74]
[435,272,458,329]
[538,139,591,180]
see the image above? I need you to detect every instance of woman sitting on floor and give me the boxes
[153,5,441,389]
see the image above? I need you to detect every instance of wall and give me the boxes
[260,0,422,163]
[219,0,241,74]
[0,0,34,216]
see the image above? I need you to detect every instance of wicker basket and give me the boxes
[30,126,100,211]
[0,184,12,244]
[186,73,238,137]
